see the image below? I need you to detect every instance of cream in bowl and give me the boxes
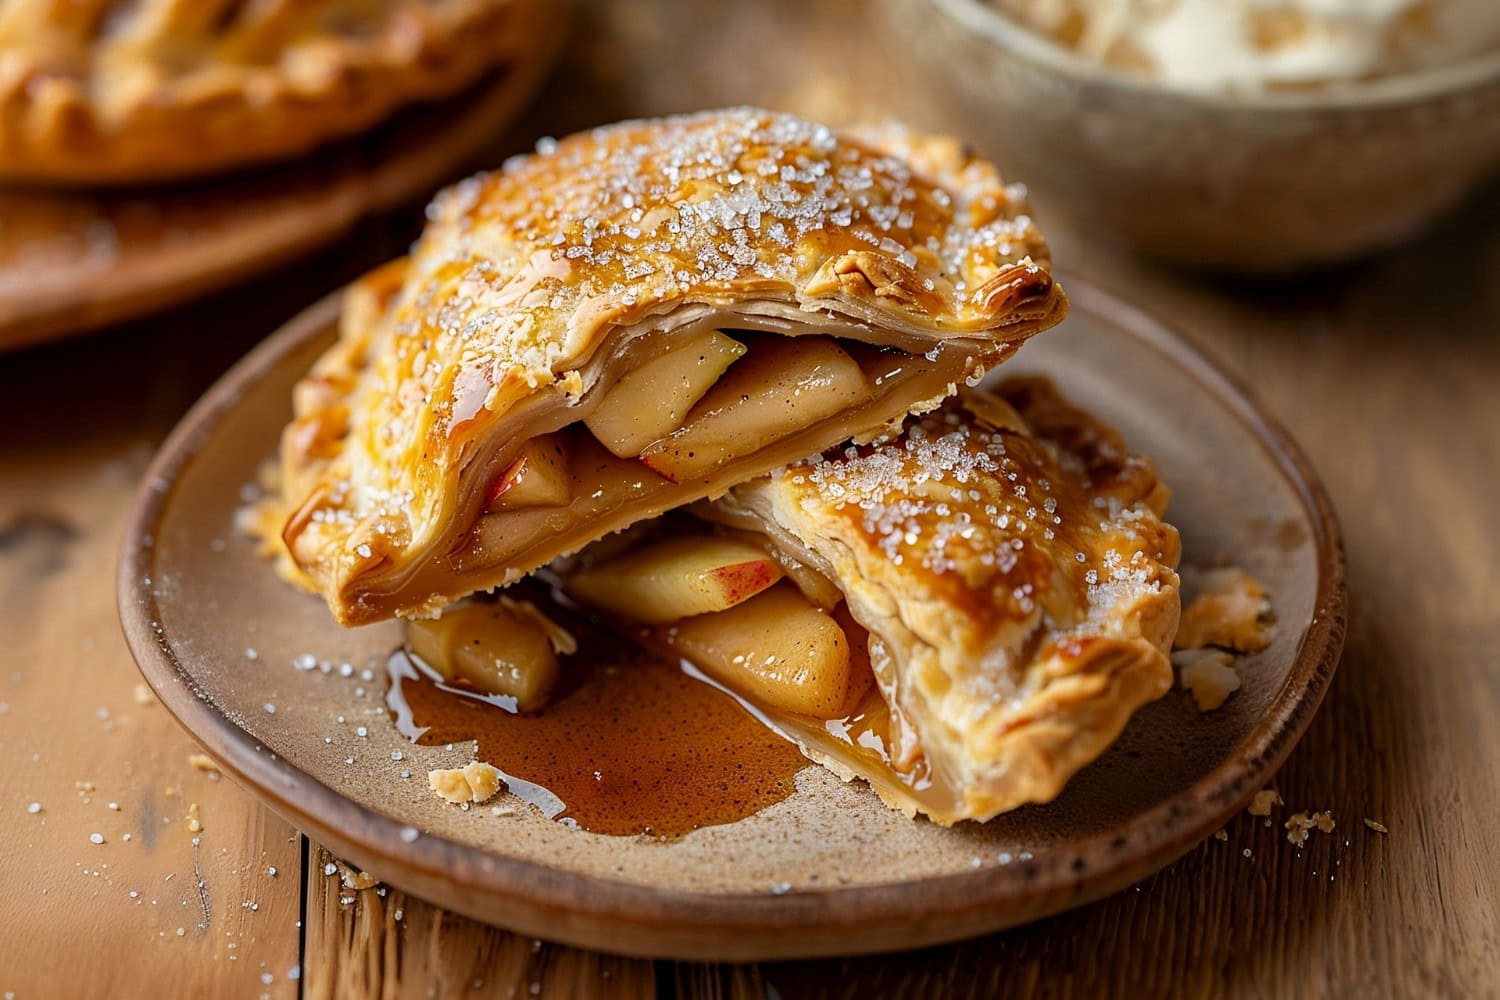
[994,0,1500,93]
[897,0,1500,270]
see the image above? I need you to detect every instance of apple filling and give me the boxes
[405,597,576,712]
[439,326,976,585]
[564,531,867,721]
[408,523,965,817]
[557,525,969,818]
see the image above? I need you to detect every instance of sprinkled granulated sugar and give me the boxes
[717,381,1174,724]
[277,108,1058,563]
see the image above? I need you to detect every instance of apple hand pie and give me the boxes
[561,379,1181,824]
[0,0,542,184]
[270,109,1068,625]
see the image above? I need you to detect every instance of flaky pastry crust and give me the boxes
[706,378,1181,823]
[271,109,1067,625]
[0,0,541,185]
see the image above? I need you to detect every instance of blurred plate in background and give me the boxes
[0,15,564,353]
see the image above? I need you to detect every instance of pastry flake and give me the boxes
[1175,649,1240,711]
[269,109,1067,625]
[0,0,542,184]
[1177,566,1274,652]
[568,377,1180,824]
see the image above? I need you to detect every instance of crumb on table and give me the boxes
[1285,810,1335,847]
[1249,789,1282,816]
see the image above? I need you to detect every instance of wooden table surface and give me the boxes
[3,2,1498,996]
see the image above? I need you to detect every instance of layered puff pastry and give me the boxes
[270,109,1068,626]
[562,379,1181,824]
[0,0,542,184]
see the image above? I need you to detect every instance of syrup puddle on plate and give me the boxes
[385,607,809,837]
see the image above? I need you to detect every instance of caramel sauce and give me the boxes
[385,591,808,837]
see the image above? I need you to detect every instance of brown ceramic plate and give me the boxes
[0,7,562,353]
[117,277,1345,961]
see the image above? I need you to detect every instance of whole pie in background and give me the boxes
[0,0,540,185]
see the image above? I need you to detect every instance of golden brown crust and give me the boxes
[272,109,1067,625]
[709,378,1180,823]
[0,0,540,185]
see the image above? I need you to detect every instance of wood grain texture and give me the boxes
[0,305,307,997]
[0,222,413,999]
[302,845,657,1000]
[4,0,1499,996]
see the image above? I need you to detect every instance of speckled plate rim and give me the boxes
[117,275,1347,961]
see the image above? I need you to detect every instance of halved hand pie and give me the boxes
[560,379,1181,824]
[269,109,1067,625]
[0,0,544,184]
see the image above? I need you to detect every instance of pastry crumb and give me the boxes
[1174,649,1240,711]
[1363,818,1388,834]
[134,684,155,706]
[1248,789,1281,816]
[1285,810,1335,847]
[429,762,505,804]
[1177,567,1274,652]
[188,753,219,774]
[1213,829,1229,841]
[186,802,203,834]
[340,867,379,891]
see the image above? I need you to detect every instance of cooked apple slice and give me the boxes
[772,549,845,612]
[457,435,643,572]
[567,537,784,625]
[663,583,852,718]
[484,435,571,512]
[583,330,746,457]
[405,599,566,711]
[639,336,873,483]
